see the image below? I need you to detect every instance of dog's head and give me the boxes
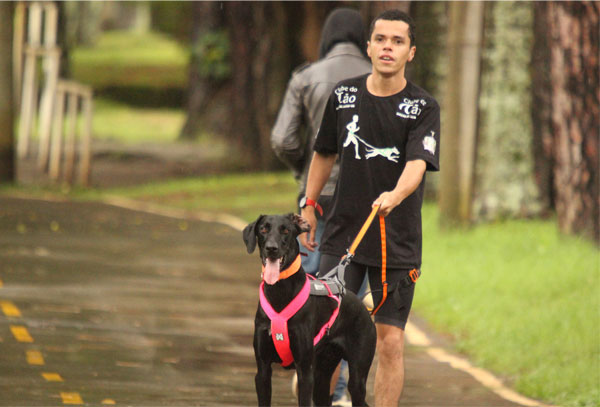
[243,214,311,284]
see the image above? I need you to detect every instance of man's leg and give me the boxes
[374,323,405,406]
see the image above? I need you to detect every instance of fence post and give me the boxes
[37,48,60,170]
[17,2,42,159]
[63,92,78,183]
[12,1,26,109]
[49,86,65,181]
[79,93,93,187]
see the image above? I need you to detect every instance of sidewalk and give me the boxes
[0,196,549,406]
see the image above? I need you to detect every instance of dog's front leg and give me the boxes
[255,358,272,406]
[295,355,314,406]
[254,327,273,406]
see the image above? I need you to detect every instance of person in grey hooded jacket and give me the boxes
[271,8,371,276]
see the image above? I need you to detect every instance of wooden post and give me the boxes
[63,92,78,183]
[78,93,93,186]
[17,2,42,159]
[49,87,65,181]
[37,2,59,170]
[37,47,60,170]
[43,3,58,46]
[12,1,26,109]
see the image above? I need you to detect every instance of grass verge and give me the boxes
[1,172,598,406]
[93,98,185,144]
[417,205,599,407]
[71,30,189,89]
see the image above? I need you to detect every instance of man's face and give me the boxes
[367,19,416,77]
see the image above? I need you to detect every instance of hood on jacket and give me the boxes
[318,8,367,59]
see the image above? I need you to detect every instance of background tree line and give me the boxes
[0,1,597,243]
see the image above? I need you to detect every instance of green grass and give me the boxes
[97,172,299,221]
[417,205,599,407]
[2,173,598,407]
[71,30,189,88]
[93,98,185,143]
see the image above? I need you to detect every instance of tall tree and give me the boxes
[545,2,599,241]
[439,1,485,226]
[179,1,224,140]
[0,2,14,183]
[224,1,302,170]
[531,2,555,215]
[474,1,540,220]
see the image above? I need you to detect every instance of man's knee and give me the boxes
[376,324,405,361]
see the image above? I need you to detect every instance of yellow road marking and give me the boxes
[101,399,116,405]
[1,301,22,317]
[61,392,83,405]
[10,325,33,342]
[42,372,63,382]
[26,350,45,365]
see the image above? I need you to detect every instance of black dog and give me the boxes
[243,214,376,406]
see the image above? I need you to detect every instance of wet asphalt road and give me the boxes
[0,197,526,406]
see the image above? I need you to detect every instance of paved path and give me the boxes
[0,197,537,406]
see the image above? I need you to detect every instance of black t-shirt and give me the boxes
[314,74,440,269]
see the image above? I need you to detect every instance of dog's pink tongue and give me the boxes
[263,258,281,285]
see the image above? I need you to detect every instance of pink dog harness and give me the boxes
[259,274,341,367]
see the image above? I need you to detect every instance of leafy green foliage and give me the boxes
[193,30,231,80]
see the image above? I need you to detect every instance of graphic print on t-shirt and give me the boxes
[423,131,437,154]
[342,115,400,163]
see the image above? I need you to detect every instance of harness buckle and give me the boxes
[409,269,420,283]
[341,251,354,266]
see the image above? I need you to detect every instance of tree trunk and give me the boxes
[409,2,447,101]
[0,2,15,183]
[179,1,222,140]
[439,1,485,227]
[547,2,599,242]
[360,1,410,23]
[224,2,298,170]
[473,1,540,220]
[531,2,555,215]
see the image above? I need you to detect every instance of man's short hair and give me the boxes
[369,9,416,47]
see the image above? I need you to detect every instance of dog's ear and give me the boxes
[289,213,311,235]
[242,215,264,254]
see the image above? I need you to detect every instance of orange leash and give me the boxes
[343,205,389,316]
[371,215,387,316]
[347,205,380,256]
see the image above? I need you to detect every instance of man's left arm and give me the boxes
[374,159,426,217]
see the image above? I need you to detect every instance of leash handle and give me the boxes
[348,205,380,256]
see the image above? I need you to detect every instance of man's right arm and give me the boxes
[300,151,336,251]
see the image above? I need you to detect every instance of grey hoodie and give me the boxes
[271,8,371,198]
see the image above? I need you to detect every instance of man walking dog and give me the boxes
[301,10,440,405]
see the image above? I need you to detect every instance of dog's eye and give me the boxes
[259,226,269,234]
[281,227,289,235]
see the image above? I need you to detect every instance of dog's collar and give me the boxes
[262,254,302,281]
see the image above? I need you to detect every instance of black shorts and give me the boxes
[319,254,415,330]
